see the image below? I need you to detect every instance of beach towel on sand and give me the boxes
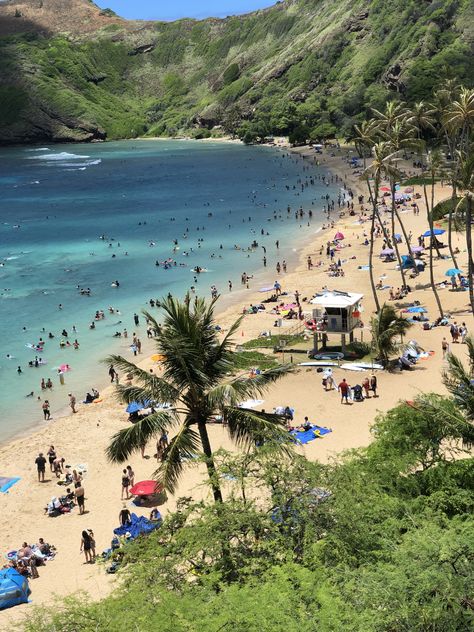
[290,425,332,445]
[0,477,20,493]
[113,513,161,540]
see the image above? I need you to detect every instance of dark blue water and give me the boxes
[0,140,337,441]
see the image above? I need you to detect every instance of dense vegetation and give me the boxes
[0,0,473,143]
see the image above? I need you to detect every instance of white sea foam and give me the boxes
[25,148,50,152]
[61,159,101,167]
[29,152,90,161]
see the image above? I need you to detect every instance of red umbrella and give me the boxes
[380,186,390,192]
[334,231,344,240]
[129,480,162,496]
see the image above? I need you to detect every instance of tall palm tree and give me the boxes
[372,101,408,133]
[442,88,474,269]
[105,296,294,502]
[352,119,380,170]
[454,150,474,315]
[370,303,412,367]
[422,150,445,318]
[362,142,408,308]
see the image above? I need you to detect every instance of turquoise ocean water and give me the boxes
[0,140,338,442]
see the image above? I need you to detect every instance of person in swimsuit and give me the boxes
[47,445,56,471]
[121,469,130,500]
[80,530,92,563]
[74,482,85,515]
[119,504,131,526]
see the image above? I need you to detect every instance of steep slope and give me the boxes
[0,0,473,143]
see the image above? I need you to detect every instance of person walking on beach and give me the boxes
[362,377,371,399]
[35,452,46,482]
[442,337,449,358]
[68,393,77,413]
[126,465,135,488]
[80,530,92,564]
[75,481,85,515]
[42,400,51,420]
[338,378,350,404]
[460,322,468,343]
[133,313,139,327]
[121,469,130,500]
[119,504,131,526]
[136,338,142,354]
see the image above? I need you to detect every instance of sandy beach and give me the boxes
[1,142,472,626]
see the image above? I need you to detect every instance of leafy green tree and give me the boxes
[105,296,293,502]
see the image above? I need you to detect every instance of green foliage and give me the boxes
[241,333,305,349]
[0,85,28,125]
[232,351,278,371]
[1,0,472,142]
[223,62,240,85]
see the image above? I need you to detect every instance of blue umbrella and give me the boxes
[445,268,462,276]
[406,306,427,313]
[422,228,445,237]
[126,400,151,413]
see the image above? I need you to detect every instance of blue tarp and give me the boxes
[0,568,29,610]
[290,425,332,445]
[113,512,161,540]
[0,477,20,493]
[126,401,151,414]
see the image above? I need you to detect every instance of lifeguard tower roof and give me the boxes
[310,290,363,308]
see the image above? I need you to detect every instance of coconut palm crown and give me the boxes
[105,295,294,502]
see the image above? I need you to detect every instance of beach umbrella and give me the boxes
[394,192,405,199]
[410,246,424,253]
[404,187,414,193]
[405,306,427,313]
[380,248,394,256]
[445,268,463,276]
[380,186,390,192]
[334,231,344,240]
[238,399,264,409]
[150,353,166,362]
[259,286,274,293]
[126,400,150,413]
[129,480,162,496]
[422,228,445,237]
[394,233,402,240]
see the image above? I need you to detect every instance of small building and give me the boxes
[309,290,364,349]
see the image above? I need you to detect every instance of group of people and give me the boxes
[3,538,55,579]
[321,369,378,403]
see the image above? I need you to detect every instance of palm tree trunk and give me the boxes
[448,183,460,270]
[466,197,474,315]
[366,179,381,313]
[197,421,223,502]
[423,183,444,318]
[390,184,407,289]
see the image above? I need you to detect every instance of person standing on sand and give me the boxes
[442,337,449,358]
[68,393,77,413]
[338,378,350,404]
[126,465,135,488]
[80,530,92,564]
[121,469,130,500]
[119,504,131,526]
[362,377,371,399]
[47,445,56,471]
[136,338,142,354]
[370,374,378,398]
[35,452,46,482]
[58,369,65,385]
[74,481,85,515]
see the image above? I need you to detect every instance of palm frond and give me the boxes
[106,411,177,463]
[154,424,202,494]
[223,406,293,451]
[207,363,295,410]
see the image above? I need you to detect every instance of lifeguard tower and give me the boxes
[309,290,363,351]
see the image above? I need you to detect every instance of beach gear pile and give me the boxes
[289,425,332,444]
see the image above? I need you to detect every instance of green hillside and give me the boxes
[0,0,473,143]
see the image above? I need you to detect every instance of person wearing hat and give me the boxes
[119,503,131,526]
